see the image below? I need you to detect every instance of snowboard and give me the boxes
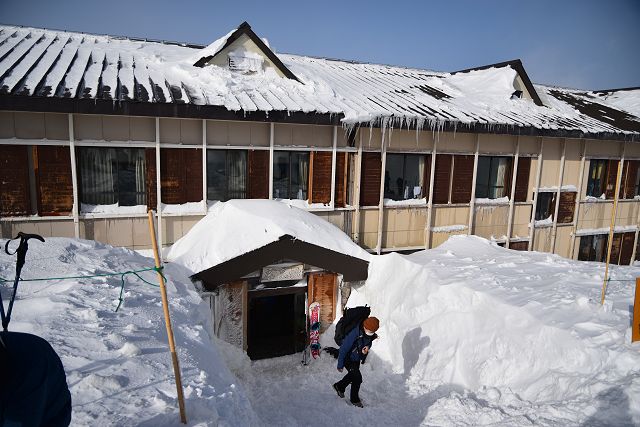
[309,302,321,359]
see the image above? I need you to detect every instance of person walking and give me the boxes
[332,316,379,407]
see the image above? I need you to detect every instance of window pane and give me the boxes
[227,150,247,200]
[594,235,608,262]
[535,193,554,220]
[290,152,309,200]
[384,154,404,200]
[489,157,509,198]
[475,157,491,198]
[116,149,146,206]
[273,151,290,199]
[587,160,606,197]
[78,148,117,205]
[404,155,424,199]
[578,235,592,261]
[207,150,227,201]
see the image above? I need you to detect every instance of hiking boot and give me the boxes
[332,383,345,398]
[351,400,363,408]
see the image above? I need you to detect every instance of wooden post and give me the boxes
[468,135,480,235]
[601,160,623,305]
[506,137,520,248]
[425,137,438,249]
[147,210,187,424]
[550,139,566,254]
[528,138,544,251]
[633,278,640,342]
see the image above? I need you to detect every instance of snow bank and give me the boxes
[347,235,640,421]
[0,238,256,426]
[167,199,369,274]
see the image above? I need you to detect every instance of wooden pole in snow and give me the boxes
[633,278,640,343]
[601,160,623,305]
[147,210,187,424]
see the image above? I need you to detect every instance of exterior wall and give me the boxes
[1,109,639,265]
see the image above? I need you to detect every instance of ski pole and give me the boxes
[1,232,45,332]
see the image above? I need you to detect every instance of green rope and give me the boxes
[0,266,166,312]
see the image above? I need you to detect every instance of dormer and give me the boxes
[194,22,301,82]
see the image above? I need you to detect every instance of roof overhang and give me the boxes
[191,234,370,291]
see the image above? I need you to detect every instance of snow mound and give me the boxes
[347,235,640,420]
[0,237,256,426]
[167,199,370,274]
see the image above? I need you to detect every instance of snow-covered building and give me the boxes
[1,21,640,265]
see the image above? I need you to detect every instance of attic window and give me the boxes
[228,50,264,74]
[511,90,523,99]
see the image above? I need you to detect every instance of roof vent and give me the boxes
[228,49,264,74]
[511,90,523,99]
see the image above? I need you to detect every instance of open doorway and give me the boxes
[247,287,307,360]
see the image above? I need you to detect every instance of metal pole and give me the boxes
[147,210,187,424]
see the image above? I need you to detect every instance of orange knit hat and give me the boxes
[363,317,380,333]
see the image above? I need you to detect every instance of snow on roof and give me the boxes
[0,23,639,139]
[166,199,370,274]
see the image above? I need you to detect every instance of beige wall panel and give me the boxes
[438,132,475,153]
[359,210,379,233]
[539,138,562,187]
[382,209,395,233]
[131,218,152,248]
[381,228,393,248]
[250,122,270,146]
[625,141,640,158]
[407,228,425,247]
[360,232,377,250]
[15,112,45,139]
[228,121,252,145]
[433,206,469,226]
[103,116,130,141]
[512,205,532,238]
[361,128,383,150]
[8,221,52,238]
[309,125,333,147]
[180,119,202,145]
[105,219,134,247]
[161,217,182,246]
[562,140,581,187]
[325,211,346,231]
[45,113,69,140]
[577,202,612,230]
[275,124,332,148]
[478,134,516,154]
[474,224,508,240]
[0,111,14,138]
[87,219,108,244]
[337,128,351,148]
[392,230,410,248]
[586,139,619,158]
[519,136,540,155]
[533,227,553,253]
[50,221,75,238]
[207,120,229,145]
[616,202,640,227]
[473,205,510,240]
[130,117,155,142]
[274,123,292,146]
[181,216,203,237]
[159,118,180,143]
[74,114,102,141]
[430,229,467,248]
[554,226,573,258]
[388,129,434,152]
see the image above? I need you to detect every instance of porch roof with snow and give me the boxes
[166,200,370,291]
[0,22,639,140]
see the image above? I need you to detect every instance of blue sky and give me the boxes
[1,0,638,90]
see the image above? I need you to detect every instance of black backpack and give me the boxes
[334,306,371,346]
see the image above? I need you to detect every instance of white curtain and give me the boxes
[493,158,508,198]
[79,148,116,205]
[134,150,146,205]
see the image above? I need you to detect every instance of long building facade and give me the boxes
[1,22,639,265]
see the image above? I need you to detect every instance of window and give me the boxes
[207,150,247,201]
[384,154,425,200]
[578,234,608,262]
[78,147,147,206]
[273,151,309,200]
[475,156,511,199]
[535,192,555,221]
[586,159,607,197]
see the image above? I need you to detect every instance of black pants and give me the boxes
[336,360,362,403]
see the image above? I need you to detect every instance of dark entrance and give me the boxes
[247,286,307,360]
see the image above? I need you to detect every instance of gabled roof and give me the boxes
[453,59,544,107]
[193,21,300,82]
[192,234,369,291]
[0,23,638,141]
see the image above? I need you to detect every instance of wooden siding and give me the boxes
[514,157,531,202]
[34,146,73,215]
[160,148,202,204]
[0,145,30,216]
[360,152,381,206]
[604,159,619,199]
[622,160,638,199]
[145,148,157,209]
[310,151,332,204]
[433,154,452,204]
[620,232,635,265]
[610,233,622,265]
[557,192,577,224]
[423,154,431,200]
[308,272,337,332]
[451,155,474,204]
[247,150,269,199]
[335,152,349,207]
[509,241,529,251]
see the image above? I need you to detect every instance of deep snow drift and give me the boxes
[2,231,639,426]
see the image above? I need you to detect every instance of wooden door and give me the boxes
[308,272,338,332]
